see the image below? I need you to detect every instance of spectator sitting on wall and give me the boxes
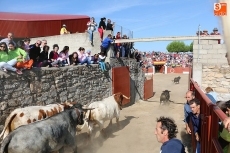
[60,24,70,35]
[58,46,70,66]
[49,44,62,67]
[40,39,48,50]
[201,30,209,36]
[77,47,91,65]
[23,38,31,60]
[205,87,217,101]
[93,54,99,64]
[69,52,79,65]
[85,50,94,64]
[38,45,52,67]
[196,31,203,36]
[29,40,41,67]
[0,32,16,47]
[98,52,107,72]
[0,42,22,74]
[101,34,114,57]
[211,28,220,35]
[8,41,33,70]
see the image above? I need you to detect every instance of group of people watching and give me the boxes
[183,87,227,153]
[86,17,115,47]
[59,16,115,48]
[196,27,221,36]
[0,32,111,74]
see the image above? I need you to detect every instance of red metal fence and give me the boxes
[112,66,130,105]
[189,78,227,153]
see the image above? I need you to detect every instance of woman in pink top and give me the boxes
[58,46,70,66]
[77,47,91,65]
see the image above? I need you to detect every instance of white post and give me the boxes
[164,64,167,74]
[152,66,155,75]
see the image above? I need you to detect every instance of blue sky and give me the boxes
[0,0,222,52]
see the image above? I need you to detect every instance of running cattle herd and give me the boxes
[0,92,130,153]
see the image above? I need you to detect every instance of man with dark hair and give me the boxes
[100,34,114,57]
[188,98,201,153]
[155,116,186,153]
[184,91,195,134]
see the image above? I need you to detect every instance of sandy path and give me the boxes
[75,73,192,153]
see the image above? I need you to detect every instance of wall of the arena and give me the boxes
[0,58,144,131]
[192,39,229,100]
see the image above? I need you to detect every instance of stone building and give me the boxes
[192,39,230,100]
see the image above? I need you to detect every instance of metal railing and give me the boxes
[113,23,133,38]
[189,76,227,153]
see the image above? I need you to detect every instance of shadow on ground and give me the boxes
[76,116,137,153]
[180,130,193,153]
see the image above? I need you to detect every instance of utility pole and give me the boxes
[198,24,200,62]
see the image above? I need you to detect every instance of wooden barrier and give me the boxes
[167,67,190,73]
[189,79,227,153]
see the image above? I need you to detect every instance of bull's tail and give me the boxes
[0,134,12,153]
[0,113,17,141]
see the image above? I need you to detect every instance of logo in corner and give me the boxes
[214,3,227,16]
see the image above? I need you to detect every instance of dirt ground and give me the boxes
[75,73,192,153]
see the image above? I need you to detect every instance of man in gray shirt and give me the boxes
[0,32,16,46]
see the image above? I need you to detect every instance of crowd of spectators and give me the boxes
[0,32,113,74]
[133,51,193,69]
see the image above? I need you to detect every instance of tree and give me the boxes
[166,41,186,53]
[189,42,193,52]
[166,41,192,52]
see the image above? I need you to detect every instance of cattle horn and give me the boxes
[82,105,95,110]
[123,94,130,99]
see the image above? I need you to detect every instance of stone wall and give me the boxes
[202,64,230,101]
[0,59,144,130]
[192,39,230,100]
[110,58,145,103]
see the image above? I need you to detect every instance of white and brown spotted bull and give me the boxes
[0,104,92,153]
[0,101,77,140]
[79,92,130,140]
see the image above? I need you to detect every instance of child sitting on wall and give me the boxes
[98,52,107,72]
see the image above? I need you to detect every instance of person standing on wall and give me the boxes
[87,17,97,47]
[155,116,186,153]
[98,17,106,42]
[100,34,114,57]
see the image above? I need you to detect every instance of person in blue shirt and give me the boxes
[184,91,195,134]
[206,93,216,104]
[188,98,201,153]
[100,34,114,57]
[155,116,186,153]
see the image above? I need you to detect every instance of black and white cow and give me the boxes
[0,104,91,153]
